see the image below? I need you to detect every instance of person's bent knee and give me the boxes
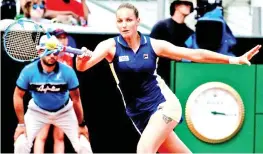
[36,133,48,142]
[36,126,50,142]
[78,135,93,154]
[79,143,93,153]
[14,134,31,154]
[54,134,64,142]
[53,128,64,142]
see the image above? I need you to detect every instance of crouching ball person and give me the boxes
[13,35,93,154]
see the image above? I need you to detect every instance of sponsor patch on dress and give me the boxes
[119,56,129,62]
[143,54,149,59]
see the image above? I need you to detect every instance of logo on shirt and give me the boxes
[56,72,62,80]
[37,85,60,93]
[30,83,67,93]
[143,54,149,59]
[119,56,129,62]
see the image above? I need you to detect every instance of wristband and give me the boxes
[17,123,25,127]
[229,57,240,64]
[79,120,86,127]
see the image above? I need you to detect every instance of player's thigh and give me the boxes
[53,126,64,140]
[137,111,178,152]
[158,131,192,153]
[158,96,182,124]
[156,76,183,123]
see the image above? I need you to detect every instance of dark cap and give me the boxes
[170,0,194,16]
[52,28,68,37]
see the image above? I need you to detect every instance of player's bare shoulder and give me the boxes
[99,38,116,49]
[149,37,166,56]
[103,38,116,62]
[94,38,116,55]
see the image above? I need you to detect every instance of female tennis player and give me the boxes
[76,3,261,153]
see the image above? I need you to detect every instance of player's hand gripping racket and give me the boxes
[3,19,88,62]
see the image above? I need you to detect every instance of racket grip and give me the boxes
[64,46,84,55]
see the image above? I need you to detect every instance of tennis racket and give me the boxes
[3,19,85,62]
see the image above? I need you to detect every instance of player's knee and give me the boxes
[136,140,155,154]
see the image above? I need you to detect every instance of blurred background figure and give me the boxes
[150,0,194,85]
[17,0,32,19]
[1,0,17,19]
[16,0,50,23]
[185,0,236,58]
[16,0,90,26]
[30,0,46,22]
[33,28,77,154]
[51,28,77,67]
[45,0,90,26]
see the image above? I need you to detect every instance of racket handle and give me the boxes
[64,46,83,55]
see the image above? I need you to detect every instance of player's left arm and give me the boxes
[152,38,261,65]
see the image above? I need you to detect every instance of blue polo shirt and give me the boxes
[16,60,79,110]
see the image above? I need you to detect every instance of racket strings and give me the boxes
[5,31,41,61]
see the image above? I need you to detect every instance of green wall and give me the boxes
[255,65,263,153]
[172,63,262,153]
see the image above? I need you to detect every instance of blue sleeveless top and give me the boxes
[112,32,166,117]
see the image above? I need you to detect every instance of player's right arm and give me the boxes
[76,38,115,72]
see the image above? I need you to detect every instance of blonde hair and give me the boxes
[117,3,139,18]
